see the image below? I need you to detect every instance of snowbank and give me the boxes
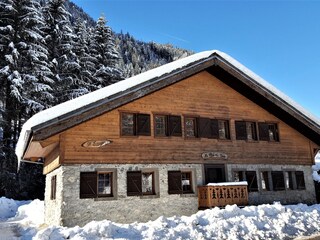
[13,199,44,227]
[0,197,29,219]
[312,153,320,182]
[34,203,320,240]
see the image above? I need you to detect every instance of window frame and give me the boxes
[218,119,230,140]
[154,114,168,137]
[258,122,280,142]
[232,170,258,192]
[184,116,198,138]
[97,172,113,197]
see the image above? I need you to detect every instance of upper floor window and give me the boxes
[127,171,155,196]
[218,120,230,140]
[235,121,258,141]
[185,117,197,138]
[258,122,279,142]
[121,112,151,136]
[154,115,182,137]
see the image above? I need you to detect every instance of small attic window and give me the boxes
[120,112,151,136]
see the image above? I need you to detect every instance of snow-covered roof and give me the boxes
[15,50,320,163]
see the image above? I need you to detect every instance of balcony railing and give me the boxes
[198,182,248,209]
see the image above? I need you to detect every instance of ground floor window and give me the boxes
[127,171,155,196]
[232,170,258,192]
[168,170,194,194]
[80,170,115,199]
[260,170,305,192]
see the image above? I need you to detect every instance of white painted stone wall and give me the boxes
[44,167,63,226]
[45,163,203,227]
[226,164,316,205]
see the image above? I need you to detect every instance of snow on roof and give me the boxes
[15,50,320,163]
[207,181,248,186]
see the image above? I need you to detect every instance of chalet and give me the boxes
[16,50,320,227]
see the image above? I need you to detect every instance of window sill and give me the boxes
[140,194,160,199]
[94,196,117,201]
[180,193,197,197]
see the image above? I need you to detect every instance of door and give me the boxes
[204,164,226,184]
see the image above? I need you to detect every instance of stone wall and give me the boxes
[44,163,316,227]
[45,163,203,227]
[226,164,316,205]
[44,167,63,226]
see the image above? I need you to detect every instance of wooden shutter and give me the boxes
[258,123,269,141]
[168,115,182,136]
[271,171,285,191]
[80,172,97,199]
[137,114,151,136]
[295,171,306,190]
[235,121,247,140]
[245,171,258,192]
[198,118,211,138]
[127,171,142,196]
[210,119,219,139]
[50,175,56,200]
[168,171,182,194]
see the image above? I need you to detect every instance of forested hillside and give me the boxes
[0,0,192,199]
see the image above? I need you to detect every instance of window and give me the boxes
[154,115,167,136]
[168,171,193,194]
[260,171,271,191]
[285,171,294,190]
[80,171,115,199]
[233,170,258,192]
[154,115,182,137]
[185,117,197,138]
[97,172,113,196]
[194,118,230,140]
[258,123,279,142]
[50,175,56,200]
[235,121,257,141]
[121,112,151,136]
[127,171,155,196]
[218,120,230,140]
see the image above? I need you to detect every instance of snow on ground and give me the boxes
[312,152,320,182]
[0,197,30,219]
[1,197,320,239]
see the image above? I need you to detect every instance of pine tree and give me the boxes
[91,15,124,87]
[43,0,81,102]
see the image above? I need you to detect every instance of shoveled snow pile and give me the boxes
[13,199,44,227]
[34,203,320,240]
[0,197,29,219]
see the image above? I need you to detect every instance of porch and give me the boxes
[198,182,248,209]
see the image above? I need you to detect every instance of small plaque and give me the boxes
[82,140,112,148]
[202,152,228,160]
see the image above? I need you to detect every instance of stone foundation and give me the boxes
[44,163,316,227]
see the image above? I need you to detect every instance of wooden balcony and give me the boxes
[198,182,248,209]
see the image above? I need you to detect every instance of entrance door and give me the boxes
[204,164,226,184]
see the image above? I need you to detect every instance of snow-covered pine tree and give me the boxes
[91,15,124,87]
[43,0,83,103]
[73,19,96,92]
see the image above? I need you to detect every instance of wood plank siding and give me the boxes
[43,71,318,173]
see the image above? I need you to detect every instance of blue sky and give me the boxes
[72,0,320,118]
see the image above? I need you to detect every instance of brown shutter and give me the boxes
[258,123,269,141]
[245,171,258,192]
[168,171,182,194]
[210,119,219,139]
[198,118,211,138]
[127,171,142,196]
[235,121,247,140]
[50,175,56,200]
[137,114,151,136]
[271,171,285,191]
[80,172,97,199]
[295,171,306,190]
[168,115,182,136]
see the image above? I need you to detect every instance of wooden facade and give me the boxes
[24,71,318,174]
